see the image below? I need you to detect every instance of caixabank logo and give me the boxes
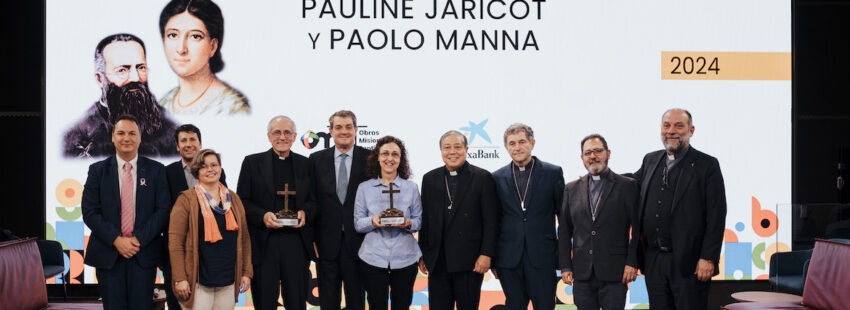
[460,119,500,159]
[299,125,380,150]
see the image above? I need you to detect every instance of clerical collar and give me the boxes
[665,145,690,171]
[278,153,290,160]
[444,161,468,177]
[589,170,609,181]
[666,145,690,161]
[514,158,534,171]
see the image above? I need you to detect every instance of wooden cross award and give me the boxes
[380,182,405,225]
[275,183,299,226]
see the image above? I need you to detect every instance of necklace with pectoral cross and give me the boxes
[382,182,400,209]
[444,175,454,211]
[511,158,535,212]
[276,183,296,212]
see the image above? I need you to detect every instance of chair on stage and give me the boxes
[37,239,68,301]
[768,248,812,295]
[1,238,101,310]
[724,239,850,310]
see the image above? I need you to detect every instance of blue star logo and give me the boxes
[459,119,491,144]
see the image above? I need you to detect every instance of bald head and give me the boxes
[662,108,693,127]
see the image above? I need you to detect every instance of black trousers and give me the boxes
[96,256,156,310]
[644,250,710,310]
[427,254,484,310]
[251,230,309,310]
[158,259,182,310]
[359,261,418,310]
[572,268,626,310]
[317,234,365,310]
[497,245,557,310]
[159,237,182,310]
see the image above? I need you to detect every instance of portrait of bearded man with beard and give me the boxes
[64,33,178,159]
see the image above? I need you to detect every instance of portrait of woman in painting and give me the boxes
[158,0,250,116]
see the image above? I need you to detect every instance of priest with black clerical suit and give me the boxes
[418,130,500,310]
[237,115,316,310]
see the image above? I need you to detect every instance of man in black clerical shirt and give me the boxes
[418,130,500,310]
[237,115,315,310]
[559,134,639,310]
[491,123,564,310]
[632,109,726,310]
[309,110,369,310]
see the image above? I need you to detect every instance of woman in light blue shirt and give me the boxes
[354,135,422,310]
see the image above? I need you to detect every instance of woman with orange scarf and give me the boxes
[169,149,252,309]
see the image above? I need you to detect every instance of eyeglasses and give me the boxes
[582,148,606,157]
[379,151,400,158]
[270,130,296,138]
[201,163,220,170]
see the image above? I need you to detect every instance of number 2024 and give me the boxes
[670,56,719,74]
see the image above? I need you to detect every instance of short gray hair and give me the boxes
[267,115,296,133]
[503,123,534,143]
[439,130,468,148]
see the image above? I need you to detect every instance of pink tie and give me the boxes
[120,162,134,237]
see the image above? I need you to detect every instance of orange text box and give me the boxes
[661,51,790,80]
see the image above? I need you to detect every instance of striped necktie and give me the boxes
[120,162,135,237]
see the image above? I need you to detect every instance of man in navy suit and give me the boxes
[632,109,726,310]
[559,134,639,310]
[162,123,226,310]
[81,114,171,310]
[492,123,565,310]
[309,110,369,310]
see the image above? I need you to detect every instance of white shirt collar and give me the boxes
[334,147,352,158]
[117,154,139,171]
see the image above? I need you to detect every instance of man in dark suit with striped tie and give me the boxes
[81,114,170,310]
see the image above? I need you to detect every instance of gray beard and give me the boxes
[586,162,607,175]
[662,135,689,154]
